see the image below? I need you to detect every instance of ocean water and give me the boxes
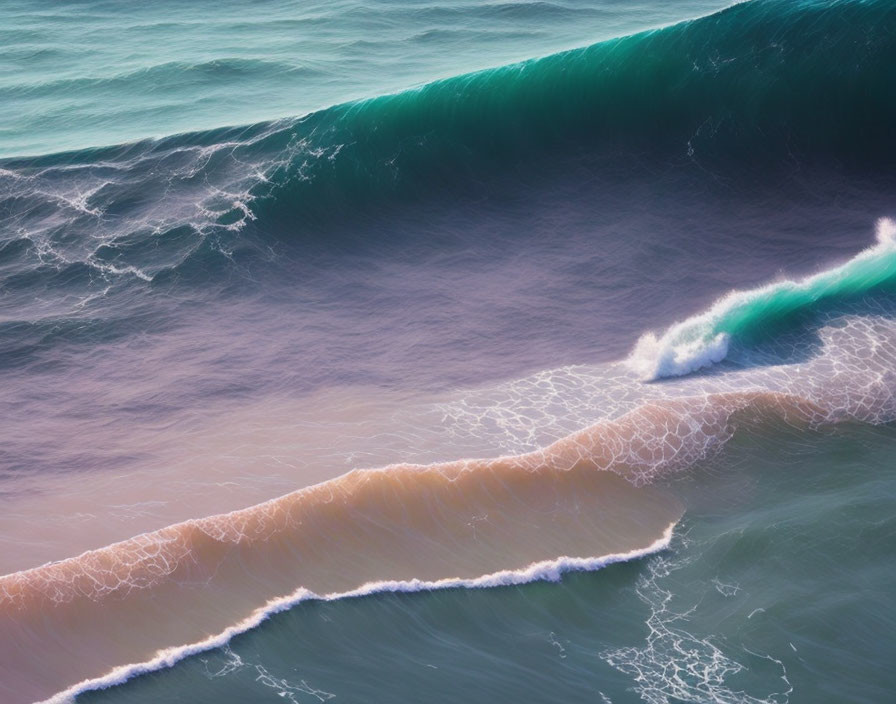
[1,0,895,702]
[0,0,729,157]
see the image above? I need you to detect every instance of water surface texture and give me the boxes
[1,0,895,702]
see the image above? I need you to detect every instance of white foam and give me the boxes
[626,218,896,381]
[39,522,676,704]
[602,542,793,704]
[628,329,730,380]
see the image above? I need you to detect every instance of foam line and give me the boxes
[40,523,675,704]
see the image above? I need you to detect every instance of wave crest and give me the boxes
[628,219,896,380]
[2,0,895,292]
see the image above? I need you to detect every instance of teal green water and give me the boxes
[0,0,728,157]
[78,422,896,703]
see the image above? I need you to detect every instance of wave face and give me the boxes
[629,218,896,379]
[1,0,895,295]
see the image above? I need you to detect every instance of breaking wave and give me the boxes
[628,219,896,380]
[1,0,894,292]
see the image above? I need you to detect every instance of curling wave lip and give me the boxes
[628,219,896,380]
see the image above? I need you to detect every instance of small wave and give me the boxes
[0,389,838,703]
[0,58,316,100]
[628,219,896,380]
[39,523,676,704]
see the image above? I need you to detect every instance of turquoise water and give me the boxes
[0,0,728,156]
